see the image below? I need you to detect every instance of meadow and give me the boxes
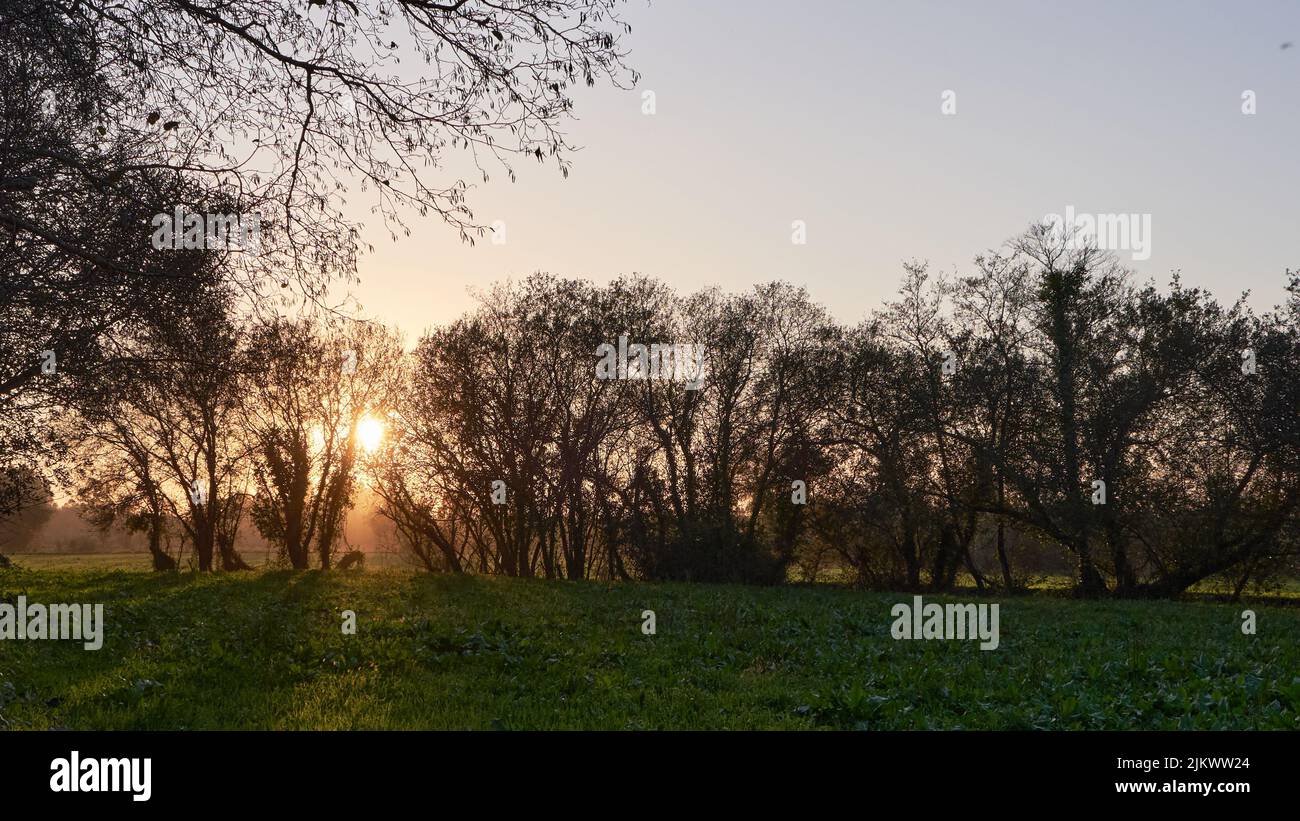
[2,563,1298,730]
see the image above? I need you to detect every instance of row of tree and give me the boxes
[364,234,1300,597]
[61,297,399,571]
[8,224,1299,596]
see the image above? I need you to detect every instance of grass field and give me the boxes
[4,550,416,572]
[3,566,1299,730]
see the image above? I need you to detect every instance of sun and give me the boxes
[356,415,385,454]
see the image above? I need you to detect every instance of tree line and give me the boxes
[8,223,1297,598]
[364,235,1300,598]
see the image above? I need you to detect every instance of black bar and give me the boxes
[1,730,1280,808]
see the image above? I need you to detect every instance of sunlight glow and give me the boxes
[357,415,384,454]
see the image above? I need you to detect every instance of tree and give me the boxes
[109,280,253,571]
[950,252,1037,590]
[25,0,639,296]
[68,403,181,571]
[1,5,223,565]
[0,464,52,556]
[247,316,403,569]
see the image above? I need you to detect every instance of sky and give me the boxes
[343,0,1300,341]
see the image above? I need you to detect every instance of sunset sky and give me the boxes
[343,0,1300,340]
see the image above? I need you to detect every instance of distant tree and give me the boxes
[107,283,253,571]
[966,227,1132,596]
[1120,300,1300,597]
[395,281,569,577]
[0,464,52,554]
[246,317,403,569]
[946,228,1300,597]
[370,422,472,574]
[950,252,1038,590]
[68,405,181,571]
[820,318,939,589]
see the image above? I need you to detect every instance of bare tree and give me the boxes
[246,316,403,568]
[20,0,639,300]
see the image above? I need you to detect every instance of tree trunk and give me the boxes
[1107,521,1136,596]
[995,519,1014,590]
[148,517,176,571]
[1045,267,1105,598]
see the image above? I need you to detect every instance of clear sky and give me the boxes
[344,0,1300,340]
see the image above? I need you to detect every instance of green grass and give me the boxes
[2,567,1298,730]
